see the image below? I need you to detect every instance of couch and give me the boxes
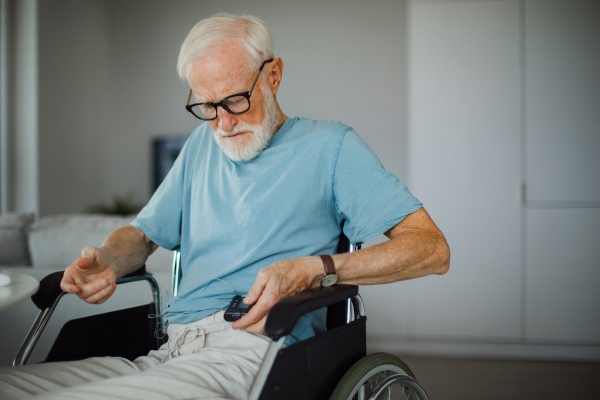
[0,213,174,366]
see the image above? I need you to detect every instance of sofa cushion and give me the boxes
[28,215,173,271]
[0,213,35,265]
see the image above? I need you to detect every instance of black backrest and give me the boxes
[45,304,161,363]
[336,220,351,255]
[327,221,353,330]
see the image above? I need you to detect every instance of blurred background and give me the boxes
[1,0,599,398]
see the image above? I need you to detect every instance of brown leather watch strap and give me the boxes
[319,254,336,276]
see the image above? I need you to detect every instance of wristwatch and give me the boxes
[319,255,338,286]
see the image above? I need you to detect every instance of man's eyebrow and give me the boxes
[193,93,214,104]
[194,88,227,104]
[196,91,243,104]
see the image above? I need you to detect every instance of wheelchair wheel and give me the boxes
[329,353,430,400]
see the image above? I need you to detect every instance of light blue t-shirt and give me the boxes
[132,117,422,344]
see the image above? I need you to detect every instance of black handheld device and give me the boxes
[224,295,254,322]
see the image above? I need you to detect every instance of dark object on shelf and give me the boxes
[152,136,188,194]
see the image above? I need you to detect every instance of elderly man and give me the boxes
[0,13,449,400]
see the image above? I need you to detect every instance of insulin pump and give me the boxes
[224,295,254,322]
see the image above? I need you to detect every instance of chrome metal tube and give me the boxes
[116,273,163,338]
[350,242,362,252]
[247,336,286,400]
[172,251,181,296]
[352,293,365,318]
[15,272,164,366]
[346,297,354,323]
[14,292,65,366]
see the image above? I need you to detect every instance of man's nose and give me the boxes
[217,106,237,132]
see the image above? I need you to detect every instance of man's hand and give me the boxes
[231,256,324,334]
[60,246,118,304]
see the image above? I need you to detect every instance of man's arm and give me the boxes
[60,226,158,304]
[332,207,449,284]
[232,207,449,333]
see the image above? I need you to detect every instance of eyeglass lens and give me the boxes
[190,95,250,120]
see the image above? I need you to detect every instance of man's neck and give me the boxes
[271,110,288,139]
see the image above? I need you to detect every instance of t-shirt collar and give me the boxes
[267,116,296,149]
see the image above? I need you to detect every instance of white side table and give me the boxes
[0,271,40,311]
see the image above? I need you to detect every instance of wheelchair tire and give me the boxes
[329,352,429,400]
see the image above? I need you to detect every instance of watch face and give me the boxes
[321,274,338,287]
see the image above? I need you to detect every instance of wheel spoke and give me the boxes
[329,354,430,400]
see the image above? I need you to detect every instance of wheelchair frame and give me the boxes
[15,240,431,400]
[14,268,162,366]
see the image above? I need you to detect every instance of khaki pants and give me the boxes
[0,311,271,400]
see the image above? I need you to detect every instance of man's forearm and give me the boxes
[331,208,450,286]
[101,226,158,279]
[333,229,449,285]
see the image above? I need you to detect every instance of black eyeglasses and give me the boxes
[185,59,274,121]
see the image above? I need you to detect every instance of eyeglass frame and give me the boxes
[185,58,275,121]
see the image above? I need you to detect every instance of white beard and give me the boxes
[213,82,278,162]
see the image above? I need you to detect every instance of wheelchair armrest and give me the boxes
[31,265,147,310]
[265,284,358,340]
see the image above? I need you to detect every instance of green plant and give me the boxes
[86,192,143,215]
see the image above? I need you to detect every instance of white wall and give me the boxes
[38,0,110,216]
[525,0,600,202]
[408,0,522,341]
[9,0,599,360]
[8,0,38,215]
[37,0,409,214]
[397,0,600,360]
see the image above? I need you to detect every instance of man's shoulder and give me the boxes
[289,117,353,144]
[294,117,352,134]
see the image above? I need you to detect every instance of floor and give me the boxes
[400,357,600,400]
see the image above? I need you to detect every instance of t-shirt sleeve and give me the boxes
[333,130,422,244]
[131,137,192,251]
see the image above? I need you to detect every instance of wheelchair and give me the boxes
[14,233,430,400]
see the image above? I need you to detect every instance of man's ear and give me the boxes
[269,57,284,94]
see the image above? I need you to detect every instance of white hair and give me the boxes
[177,13,274,80]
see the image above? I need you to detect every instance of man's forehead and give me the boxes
[187,41,255,102]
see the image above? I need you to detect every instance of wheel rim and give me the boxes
[346,364,416,400]
[365,374,428,400]
[329,353,429,400]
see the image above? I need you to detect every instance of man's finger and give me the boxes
[60,278,80,294]
[241,315,268,335]
[233,291,278,329]
[76,246,99,269]
[81,246,98,260]
[77,278,112,300]
[60,270,80,294]
[72,271,87,287]
[82,283,115,304]
[244,270,270,305]
[232,306,267,330]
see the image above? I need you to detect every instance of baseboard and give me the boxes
[367,339,600,361]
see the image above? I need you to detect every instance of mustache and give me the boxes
[215,122,256,137]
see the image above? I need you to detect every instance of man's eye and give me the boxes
[225,96,244,105]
